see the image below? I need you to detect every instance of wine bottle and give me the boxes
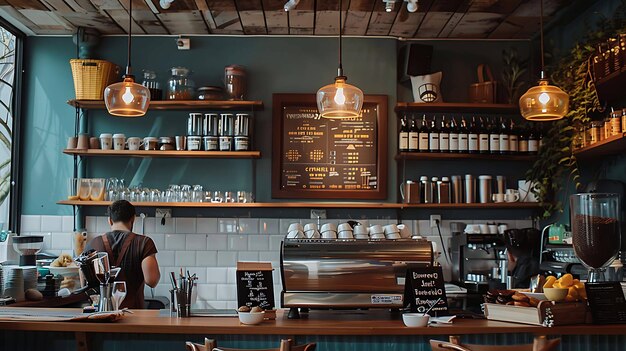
[478,116,490,154]
[449,117,459,153]
[399,115,409,152]
[418,115,429,152]
[509,120,519,153]
[439,115,450,152]
[498,116,509,154]
[519,124,529,154]
[489,117,500,154]
[468,116,479,154]
[408,115,418,152]
[429,116,440,152]
[458,116,469,153]
[528,125,539,155]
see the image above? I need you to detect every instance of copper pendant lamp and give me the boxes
[104,0,150,117]
[519,0,569,121]
[316,0,364,119]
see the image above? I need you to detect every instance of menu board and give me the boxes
[585,282,626,324]
[272,94,388,199]
[236,262,275,310]
[404,266,449,316]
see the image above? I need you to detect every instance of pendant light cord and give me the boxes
[337,0,343,77]
[126,0,132,76]
[539,0,545,79]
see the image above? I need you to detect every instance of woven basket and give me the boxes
[70,59,118,100]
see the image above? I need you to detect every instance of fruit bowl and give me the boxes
[543,288,569,302]
[238,311,265,325]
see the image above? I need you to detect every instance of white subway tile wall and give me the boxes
[22,215,535,308]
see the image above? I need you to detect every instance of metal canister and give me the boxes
[451,175,463,203]
[187,113,203,136]
[464,174,475,203]
[419,176,432,204]
[438,177,451,204]
[219,113,234,151]
[234,113,250,151]
[203,113,219,136]
[478,175,493,203]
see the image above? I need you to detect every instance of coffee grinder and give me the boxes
[12,235,43,266]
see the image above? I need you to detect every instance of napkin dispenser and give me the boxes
[280,238,434,318]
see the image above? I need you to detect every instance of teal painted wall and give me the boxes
[21,36,397,215]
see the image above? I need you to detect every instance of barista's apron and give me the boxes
[101,232,138,308]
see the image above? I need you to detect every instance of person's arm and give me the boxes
[141,254,160,288]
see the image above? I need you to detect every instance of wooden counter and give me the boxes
[1,308,626,336]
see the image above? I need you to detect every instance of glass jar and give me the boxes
[590,121,602,144]
[224,65,247,100]
[611,110,622,136]
[141,70,162,101]
[621,108,626,133]
[603,116,611,140]
[167,67,195,100]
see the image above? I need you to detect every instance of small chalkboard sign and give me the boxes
[404,266,449,316]
[585,282,626,324]
[236,262,275,310]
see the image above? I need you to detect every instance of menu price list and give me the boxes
[281,105,378,192]
[404,266,449,316]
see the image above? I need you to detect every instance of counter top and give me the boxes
[1,308,626,336]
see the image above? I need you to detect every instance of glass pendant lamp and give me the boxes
[104,0,150,117]
[316,0,363,119]
[519,0,568,121]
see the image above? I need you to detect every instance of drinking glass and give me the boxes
[93,252,110,284]
[150,189,161,202]
[112,281,127,310]
[67,178,80,200]
[211,191,223,203]
[570,193,621,282]
[78,179,91,201]
[90,178,105,201]
[192,185,203,202]
[224,191,235,203]
[181,185,192,202]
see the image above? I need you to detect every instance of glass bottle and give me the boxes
[468,116,479,154]
[458,116,469,153]
[439,115,450,152]
[528,125,539,155]
[429,116,440,153]
[489,117,500,154]
[408,115,418,152]
[478,117,490,154]
[418,115,430,152]
[141,70,162,101]
[509,120,519,153]
[499,117,509,154]
[610,108,622,136]
[167,67,195,100]
[398,115,409,152]
[449,117,459,153]
[518,124,529,153]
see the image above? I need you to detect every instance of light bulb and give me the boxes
[538,92,550,105]
[334,88,346,105]
[385,1,394,12]
[407,0,418,12]
[122,87,134,104]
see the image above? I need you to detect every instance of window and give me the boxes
[0,19,22,232]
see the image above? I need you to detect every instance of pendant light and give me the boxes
[104,0,150,117]
[316,0,364,119]
[519,0,568,121]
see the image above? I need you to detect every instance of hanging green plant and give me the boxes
[526,0,626,218]
[502,48,528,105]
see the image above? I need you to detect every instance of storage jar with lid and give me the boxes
[141,70,162,101]
[167,67,195,100]
[610,110,622,136]
[590,121,603,144]
[224,65,246,100]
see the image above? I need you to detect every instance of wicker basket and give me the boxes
[70,59,119,100]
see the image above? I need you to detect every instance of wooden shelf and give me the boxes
[395,152,536,161]
[573,133,626,159]
[67,99,264,111]
[63,149,261,159]
[57,200,541,209]
[395,102,519,114]
[594,66,626,102]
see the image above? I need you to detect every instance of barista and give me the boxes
[84,200,160,309]
[504,229,539,289]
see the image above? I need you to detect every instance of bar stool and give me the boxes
[185,338,316,351]
[429,336,560,351]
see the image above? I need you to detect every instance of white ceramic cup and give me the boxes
[288,223,303,233]
[397,224,411,238]
[353,225,369,236]
[306,230,321,239]
[488,224,498,234]
[320,223,337,233]
[369,225,384,235]
[492,193,505,203]
[498,224,508,234]
[478,224,488,234]
[385,233,401,240]
[127,137,142,151]
[100,133,113,150]
[304,223,318,232]
[383,224,399,235]
[286,230,305,239]
[518,180,538,202]
[370,233,386,240]
[337,223,352,232]
[338,230,354,239]
[321,231,337,239]
[112,133,126,150]
[505,193,520,202]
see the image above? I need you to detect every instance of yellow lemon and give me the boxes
[560,273,574,287]
[543,276,557,289]
[568,286,579,300]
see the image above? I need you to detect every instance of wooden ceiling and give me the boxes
[0,0,574,37]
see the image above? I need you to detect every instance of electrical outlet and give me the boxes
[176,37,190,50]
[156,208,172,218]
[310,209,327,219]
[430,214,441,228]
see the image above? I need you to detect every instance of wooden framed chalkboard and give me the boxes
[272,93,388,199]
[236,262,275,310]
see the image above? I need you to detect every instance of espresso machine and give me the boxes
[280,238,434,318]
[450,234,507,292]
[74,249,120,311]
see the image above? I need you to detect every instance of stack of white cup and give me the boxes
[303,223,321,239]
[383,224,401,240]
[320,223,338,239]
[353,224,369,240]
[286,223,305,239]
[337,223,354,240]
[369,225,385,240]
